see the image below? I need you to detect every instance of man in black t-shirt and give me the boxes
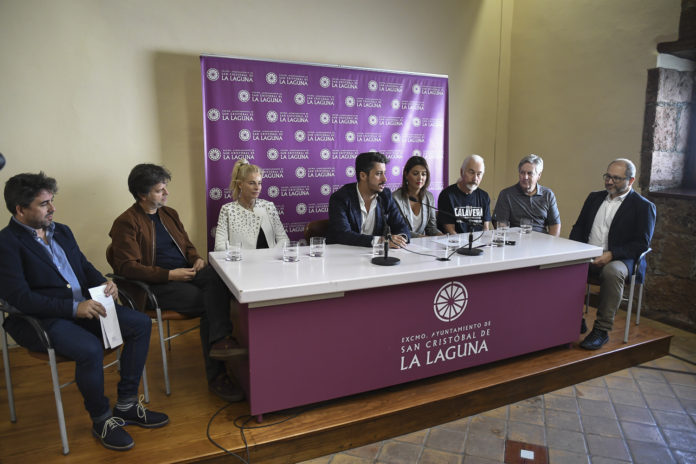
[437,154,492,233]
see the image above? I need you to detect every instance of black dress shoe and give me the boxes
[580,328,609,350]
[580,318,588,334]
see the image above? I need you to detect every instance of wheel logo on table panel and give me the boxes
[433,281,468,322]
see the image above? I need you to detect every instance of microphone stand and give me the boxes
[408,196,484,258]
[456,219,484,256]
[372,196,400,266]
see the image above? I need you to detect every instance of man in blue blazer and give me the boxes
[328,152,410,247]
[0,173,168,451]
[569,159,656,350]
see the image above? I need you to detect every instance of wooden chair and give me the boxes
[107,274,199,396]
[0,297,149,455]
[585,248,652,343]
[303,219,329,242]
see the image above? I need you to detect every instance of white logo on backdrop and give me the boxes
[319,76,330,88]
[296,203,307,215]
[392,166,400,176]
[294,93,305,105]
[391,99,400,110]
[208,148,222,161]
[368,115,378,126]
[368,80,378,91]
[239,129,251,141]
[391,133,401,143]
[319,148,331,160]
[266,72,278,84]
[346,166,355,177]
[320,184,331,196]
[206,68,219,81]
[345,96,355,107]
[268,186,279,198]
[433,281,469,322]
[208,188,223,201]
[412,117,421,127]
[207,109,220,121]
[412,149,422,157]
[412,84,421,94]
[266,111,278,123]
[345,131,355,143]
[267,148,279,160]
[320,113,330,124]
[238,90,250,102]
[295,167,307,178]
[294,130,306,142]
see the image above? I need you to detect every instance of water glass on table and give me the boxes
[492,221,508,247]
[225,240,242,261]
[309,236,326,257]
[371,236,384,257]
[520,217,533,234]
[282,240,300,262]
[446,233,461,254]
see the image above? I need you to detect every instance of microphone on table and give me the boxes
[408,196,484,257]
[371,193,400,266]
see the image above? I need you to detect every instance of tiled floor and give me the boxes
[300,316,696,464]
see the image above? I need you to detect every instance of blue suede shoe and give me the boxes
[113,395,169,429]
[92,417,134,451]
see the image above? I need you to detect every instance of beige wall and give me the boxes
[506,0,680,236]
[0,0,506,272]
[0,0,681,275]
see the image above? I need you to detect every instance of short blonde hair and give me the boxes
[229,159,262,200]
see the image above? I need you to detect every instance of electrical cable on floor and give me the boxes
[206,402,313,464]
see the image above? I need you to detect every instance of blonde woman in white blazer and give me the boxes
[214,160,289,250]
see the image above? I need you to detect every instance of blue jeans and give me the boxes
[42,306,151,422]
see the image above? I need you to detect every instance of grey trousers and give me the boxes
[590,260,629,332]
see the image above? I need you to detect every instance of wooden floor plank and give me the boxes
[0,312,671,463]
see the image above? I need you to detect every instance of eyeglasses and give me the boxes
[603,173,627,183]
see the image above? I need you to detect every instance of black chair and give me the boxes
[303,219,329,242]
[107,274,199,396]
[0,297,148,455]
[584,248,652,343]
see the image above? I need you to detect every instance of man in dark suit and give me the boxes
[0,172,168,451]
[570,159,656,350]
[328,151,410,247]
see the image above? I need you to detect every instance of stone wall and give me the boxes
[640,68,694,191]
[640,67,696,331]
[643,195,696,329]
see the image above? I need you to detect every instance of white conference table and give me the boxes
[210,231,602,420]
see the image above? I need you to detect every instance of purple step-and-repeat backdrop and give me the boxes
[201,55,449,249]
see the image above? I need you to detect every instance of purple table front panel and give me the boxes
[240,262,588,416]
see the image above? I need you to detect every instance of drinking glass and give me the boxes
[282,240,300,262]
[520,217,533,234]
[446,233,461,253]
[492,221,508,247]
[309,236,326,257]
[371,236,384,257]
[225,240,242,261]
